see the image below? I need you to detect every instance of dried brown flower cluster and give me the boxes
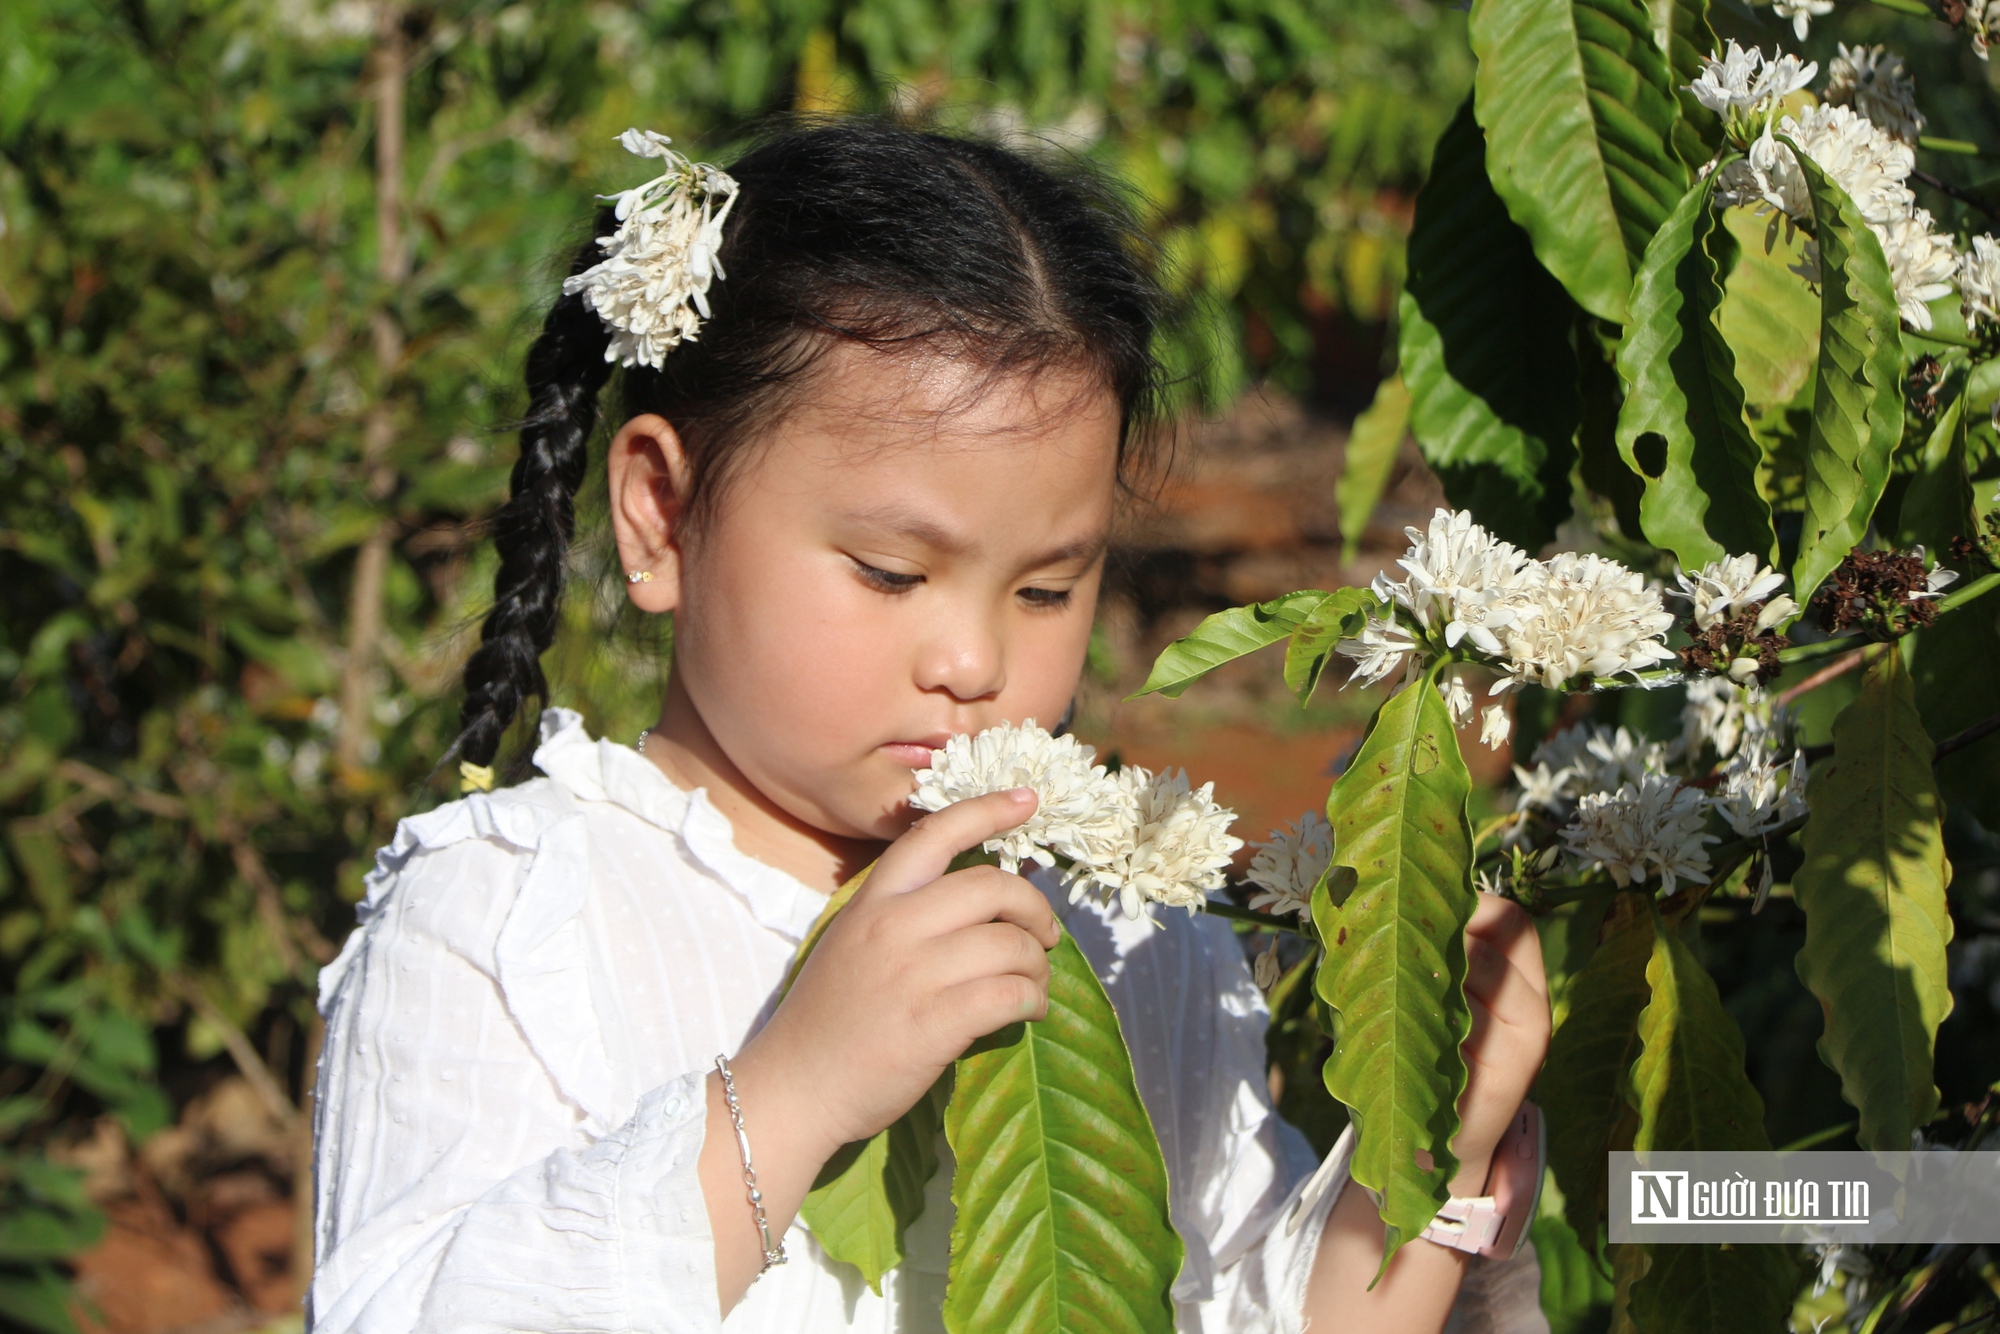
[1809,548,1948,639]
[1678,606,1791,684]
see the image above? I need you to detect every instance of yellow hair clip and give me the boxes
[459,761,496,794]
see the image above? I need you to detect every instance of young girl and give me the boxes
[308,121,1553,1334]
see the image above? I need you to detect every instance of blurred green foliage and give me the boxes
[0,0,1472,1323]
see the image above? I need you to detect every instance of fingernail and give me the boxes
[1007,787,1036,801]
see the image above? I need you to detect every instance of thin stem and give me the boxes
[1775,646,1878,706]
[1204,897,1314,935]
[1912,168,2000,226]
[1935,710,2000,761]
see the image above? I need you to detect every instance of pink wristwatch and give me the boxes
[1417,1102,1545,1260]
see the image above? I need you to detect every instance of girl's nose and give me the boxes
[915,619,1006,702]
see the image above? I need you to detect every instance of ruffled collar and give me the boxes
[530,707,830,942]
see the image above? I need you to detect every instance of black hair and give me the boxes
[455,119,1166,770]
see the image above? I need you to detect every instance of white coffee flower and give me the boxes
[1512,761,1574,813]
[1253,939,1282,991]
[1908,545,1962,599]
[1245,811,1333,920]
[1715,124,1811,218]
[1960,234,2000,327]
[1335,609,1423,689]
[1479,703,1512,751]
[1391,508,1536,653]
[910,721,1132,873]
[1715,732,1811,836]
[563,130,741,369]
[1671,554,1789,631]
[1068,766,1243,921]
[1538,722,1668,798]
[1874,209,1959,331]
[1688,41,1817,118]
[1495,553,1677,691]
[1438,665,1478,729]
[1824,44,1925,142]
[1773,0,1834,42]
[1561,775,1715,893]
[1779,104,1916,228]
[1677,676,1756,760]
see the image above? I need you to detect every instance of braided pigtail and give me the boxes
[456,232,615,777]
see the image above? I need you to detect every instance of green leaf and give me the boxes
[1717,208,1820,412]
[0,1206,103,1262]
[1338,372,1411,564]
[1577,317,1646,541]
[1793,650,1955,1152]
[1531,1205,1618,1334]
[1470,0,1686,324]
[802,1077,949,1293]
[0,1267,80,1334]
[1314,671,1478,1267]
[1892,380,2000,832]
[1626,911,1798,1333]
[1785,142,1905,605]
[1644,0,1722,171]
[1540,893,1655,1258]
[1130,589,1330,699]
[1282,587,1383,705]
[1614,176,1776,567]
[943,930,1181,1334]
[1399,99,1581,552]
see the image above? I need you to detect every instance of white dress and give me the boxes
[308,708,1547,1334]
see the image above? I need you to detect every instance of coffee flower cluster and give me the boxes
[564,129,740,369]
[910,721,1243,922]
[1491,682,1808,908]
[1699,43,1957,331]
[1334,509,1678,750]
[1670,554,1799,686]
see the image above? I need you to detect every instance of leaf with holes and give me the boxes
[1539,893,1654,1259]
[1625,911,1799,1332]
[1399,98,1580,552]
[1785,141,1905,606]
[1793,651,1955,1152]
[1338,372,1411,564]
[1313,669,1478,1269]
[1283,587,1383,705]
[1131,589,1329,699]
[942,930,1182,1334]
[1470,0,1686,324]
[1615,175,1775,567]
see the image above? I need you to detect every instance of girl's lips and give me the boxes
[881,738,950,768]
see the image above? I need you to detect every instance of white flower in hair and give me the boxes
[563,129,741,369]
[909,721,1132,873]
[1067,766,1243,921]
[1245,811,1333,921]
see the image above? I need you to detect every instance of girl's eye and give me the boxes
[852,559,923,594]
[1018,586,1073,610]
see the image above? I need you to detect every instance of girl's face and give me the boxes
[609,343,1121,849]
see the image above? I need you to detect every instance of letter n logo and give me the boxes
[1632,1171,1688,1223]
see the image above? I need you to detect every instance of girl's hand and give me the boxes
[1445,893,1551,1196]
[741,788,1060,1154]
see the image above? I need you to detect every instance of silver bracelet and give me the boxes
[714,1055,787,1274]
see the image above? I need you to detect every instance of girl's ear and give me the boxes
[607,414,693,613]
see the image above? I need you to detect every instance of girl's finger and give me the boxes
[899,866,1059,946]
[1465,894,1549,999]
[930,974,1050,1043]
[860,789,1039,900]
[912,921,1054,993]
[1461,954,1550,1066]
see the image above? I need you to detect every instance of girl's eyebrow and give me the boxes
[840,504,1106,568]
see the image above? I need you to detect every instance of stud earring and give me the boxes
[627,570,654,584]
